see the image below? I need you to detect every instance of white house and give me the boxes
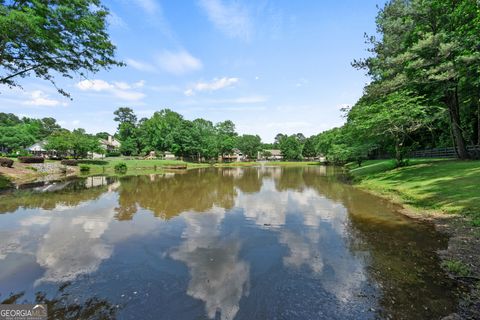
[221,148,244,162]
[99,136,121,152]
[163,151,176,160]
[258,149,283,161]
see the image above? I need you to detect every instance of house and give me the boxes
[258,149,283,161]
[163,151,176,160]
[26,141,56,157]
[221,148,244,162]
[99,135,121,152]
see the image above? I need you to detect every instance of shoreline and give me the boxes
[347,162,480,319]
[0,160,320,190]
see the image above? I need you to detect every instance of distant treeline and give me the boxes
[0,113,109,158]
[315,0,480,165]
[111,107,317,161]
[0,110,319,161]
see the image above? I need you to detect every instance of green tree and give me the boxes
[302,136,317,158]
[215,120,237,156]
[236,134,262,160]
[95,132,110,140]
[0,0,122,96]
[354,0,480,159]
[348,91,437,165]
[190,118,218,161]
[280,135,303,161]
[45,129,101,158]
[45,130,73,156]
[0,125,36,152]
[113,107,139,155]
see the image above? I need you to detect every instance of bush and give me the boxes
[18,156,44,163]
[6,153,19,158]
[114,162,127,174]
[106,151,121,157]
[0,158,14,168]
[61,159,78,166]
[79,165,90,172]
[441,259,471,277]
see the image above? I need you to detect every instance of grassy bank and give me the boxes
[347,159,480,225]
[213,161,320,167]
[77,158,319,176]
[78,158,209,176]
[0,174,12,189]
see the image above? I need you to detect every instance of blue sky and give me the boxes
[1,0,383,142]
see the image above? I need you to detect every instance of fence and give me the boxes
[409,145,480,159]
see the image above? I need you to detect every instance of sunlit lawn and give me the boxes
[348,159,480,224]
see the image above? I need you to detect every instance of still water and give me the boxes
[0,166,457,319]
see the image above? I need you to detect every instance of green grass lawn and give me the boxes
[214,161,320,167]
[77,157,319,175]
[348,159,480,225]
[0,174,11,189]
[77,157,209,176]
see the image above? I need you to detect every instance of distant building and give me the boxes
[258,149,283,161]
[221,148,244,162]
[26,141,56,157]
[163,151,176,160]
[99,136,121,152]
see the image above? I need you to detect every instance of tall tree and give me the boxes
[280,135,303,161]
[215,120,237,156]
[353,0,480,159]
[113,107,139,155]
[236,134,262,160]
[0,0,123,97]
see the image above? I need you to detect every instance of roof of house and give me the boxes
[265,149,282,156]
[27,141,47,151]
[99,136,121,148]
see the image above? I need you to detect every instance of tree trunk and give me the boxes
[477,99,480,146]
[446,88,469,159]
[395,139,403,167]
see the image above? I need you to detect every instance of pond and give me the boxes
[0,166,458,319]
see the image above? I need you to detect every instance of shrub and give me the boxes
[79,165,90,172]
[106,151,121,157]
[441,259,471,277]
[61,159,78,166]
[0,158,14,168]
[114,162,127,174]
[18,156,44,163]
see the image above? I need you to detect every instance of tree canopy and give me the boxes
[0,0,123,97]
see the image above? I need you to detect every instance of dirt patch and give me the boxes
[0,162,41,183]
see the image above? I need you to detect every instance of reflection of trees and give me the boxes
[0,178,115,214]
[233,167,263,194]
[115,169,237,220]
[2,283,117,320]
[300,167,458,319]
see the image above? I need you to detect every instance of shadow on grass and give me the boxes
[77,160,109,166]
[366,161,480,224]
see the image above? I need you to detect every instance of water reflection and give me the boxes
[0,167,458,319]
[171,208,249,320]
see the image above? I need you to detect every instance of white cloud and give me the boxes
[23,90,66,107]
[126,58,156,73]
[77,79,113,91]
[198,0,252,40]
[132,0,159,13]
[76,79,146,101]
[157,50,202,75]
[107,11,127,29]
[184,77,239,96]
